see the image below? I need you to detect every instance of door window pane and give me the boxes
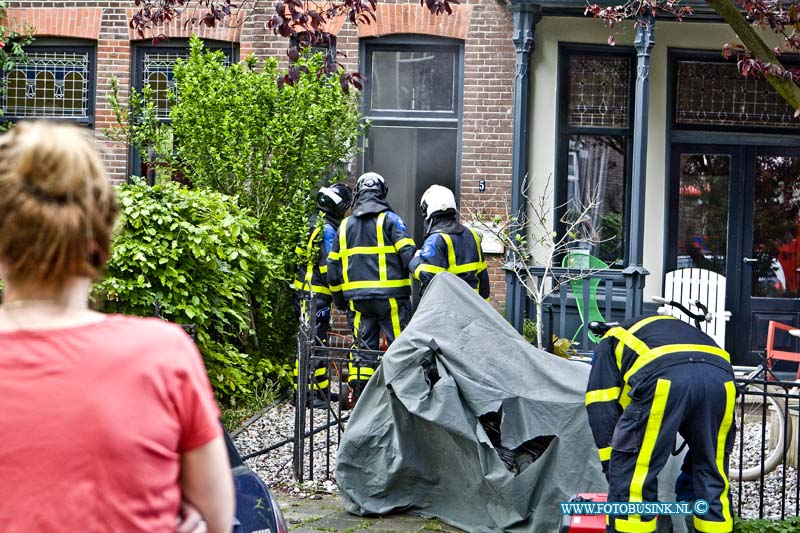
[370,50,455,112]
[566,135,627,266]
[751,156,800,297]
[676,153,730,275]
[366,125,457,243]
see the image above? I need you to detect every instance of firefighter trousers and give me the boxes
[346,297,411,387]
[606,362,735,533]
[292,301,331,395]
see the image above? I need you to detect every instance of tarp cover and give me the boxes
[334,273,608,532]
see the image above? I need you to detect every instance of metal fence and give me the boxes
[291,298,383,483]
[525,266,630,354]
[731,375,800,520]
[244,296,800,521]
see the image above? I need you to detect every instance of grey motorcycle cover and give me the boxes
[334,273,607,532]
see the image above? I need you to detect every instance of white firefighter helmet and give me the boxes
[420,184,457,221]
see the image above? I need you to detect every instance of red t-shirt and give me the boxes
[0,315,222,532]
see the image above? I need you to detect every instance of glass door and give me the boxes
[739,149,800,366]
[669,144,800,364]
[668,145,741,356]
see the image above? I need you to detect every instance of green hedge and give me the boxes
[735,516,800,532]
[94,180,291,403]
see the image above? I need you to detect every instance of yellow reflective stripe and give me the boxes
[312,379,329,390]
[586,387,622,406]
[695,381,735,533]
[307,226,321,254]
[623,344,730,382]
[450,261,486,275]
[340,245,396,255]
[310,286,331,295]
[394,237,415,250]
[619,383,632,409]
[414,263,446,280]
[350,302,361,345]
[468,228,487,270]
[441,233,457,270]
[341,279,412,290]
[613,516,657,533]
[292,280,331,295]
[598,446,612,461]
[313,367,327,377]
[605,315,674,370]
[348,366,375,381]
[605,327,651,371]
[319,265,328,274]
[630,378,671,505]
[389,297,401,339]
[694,516,733,533]
[328,251,340,260]
[339,218,350,287]
[377,213,387,282]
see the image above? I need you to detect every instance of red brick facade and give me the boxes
[5,0,515,309]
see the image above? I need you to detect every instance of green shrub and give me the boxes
[107,38,363,402]
[734,515,800,532]
[94,180,291,403]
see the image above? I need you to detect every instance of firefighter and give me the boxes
[585,314,736,533]
[292,182,352,409]
[409,184,489,299]
[327,172,416,401]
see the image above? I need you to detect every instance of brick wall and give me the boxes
[5,0,515,310]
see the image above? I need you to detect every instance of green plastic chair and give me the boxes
[562,251,610,344]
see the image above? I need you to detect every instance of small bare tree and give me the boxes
[468,174,609,350]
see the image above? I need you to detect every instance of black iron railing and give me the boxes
[524,266,630,353]
[731,375,800,520]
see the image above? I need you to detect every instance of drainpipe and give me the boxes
[505,2,541,331]
[623,14,654,318]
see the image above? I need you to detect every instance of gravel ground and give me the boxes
[730,421,800,519]
[233,399,344,495]
[234,400,800,517]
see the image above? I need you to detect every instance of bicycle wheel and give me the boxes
[729,384,790,482]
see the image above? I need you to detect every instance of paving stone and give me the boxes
[276,493,465,532]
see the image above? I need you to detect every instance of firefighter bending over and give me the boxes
[585,314,735,533]
[327,172,416,401]
[292,183,352,409]
[409,185,489,299]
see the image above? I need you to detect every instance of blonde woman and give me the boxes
[0,122,234,532]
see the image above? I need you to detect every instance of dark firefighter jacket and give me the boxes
[327,192,416,308]
[409,216,489,299]
[293,212,339,305]
[585,314,732,472]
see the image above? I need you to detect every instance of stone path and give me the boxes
[278,493,465,533]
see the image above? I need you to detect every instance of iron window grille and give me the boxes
[2,45,96,125]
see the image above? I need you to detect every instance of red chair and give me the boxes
[766,320,800,380]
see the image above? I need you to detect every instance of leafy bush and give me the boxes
[94,180,291,403]
[522,318,577,358]
[107,38,363,402]
[734,516,800,532]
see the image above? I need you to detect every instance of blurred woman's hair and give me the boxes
[0,121,119,288]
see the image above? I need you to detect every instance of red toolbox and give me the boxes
[559,493,608,533]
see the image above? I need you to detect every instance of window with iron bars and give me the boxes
[2,44,96,126]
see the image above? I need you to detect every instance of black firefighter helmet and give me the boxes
[317,183,352,219]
